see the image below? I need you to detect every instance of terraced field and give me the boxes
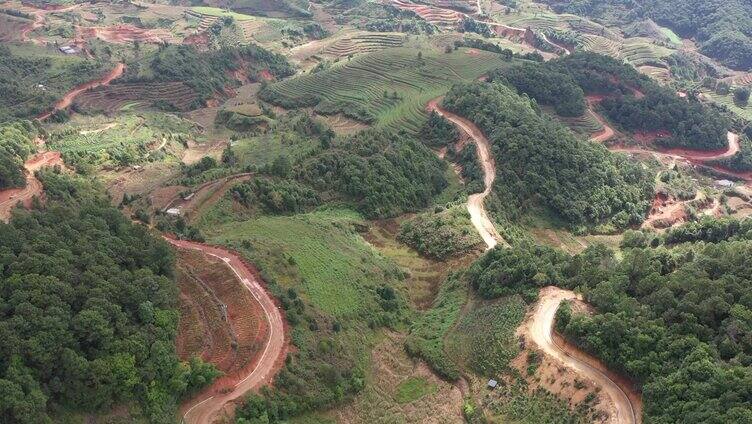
[556,110,604,136]
[73,82,200,113]
[390,0,463,28]
[579,34,622,57]
[261,48,508,133]
[323,32,405,57]
[619,38,671,67]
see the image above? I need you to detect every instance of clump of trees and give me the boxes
[125,44,294,107]
[231,177,320,214]
[489,62,586,117]
[298,129,448,218]
[398,206,483,259]
[0,169,218,423]
[0,120,37,189]
[442,81,653,228]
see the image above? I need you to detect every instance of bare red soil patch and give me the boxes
[633,130,671,144]
[167,238,287,424]
[176,249,268,381]
[76,24,174,44]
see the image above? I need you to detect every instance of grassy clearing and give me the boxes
[703,89,752,121]
[206,208,401,318]
[261,47,509,134]
[394,376,437,404]
[445,296,526,376]
[659,26,682,45]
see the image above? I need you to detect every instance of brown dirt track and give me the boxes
[37,63,126,121]
[167,238,287,424]
[0,151,63,222]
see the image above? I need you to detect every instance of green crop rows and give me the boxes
[262,48,508,134]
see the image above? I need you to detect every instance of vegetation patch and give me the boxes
[398,204,482,260]
[394,376,437,404]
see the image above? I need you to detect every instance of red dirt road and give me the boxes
[37,63,126,121]
[529,287,640,424]
[427,98,506,250]
[0,151,62,222]
[166,238,286,424]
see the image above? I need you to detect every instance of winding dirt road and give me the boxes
[37,63,126,121]
[167,238,286,424]
[0,151,62,222]
[427,98,506,250]
[529,287,639,424]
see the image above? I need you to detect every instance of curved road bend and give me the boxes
[427,98,506,250]
[530,287,638,424]
[37,62,126,121]
[166,238,286,424]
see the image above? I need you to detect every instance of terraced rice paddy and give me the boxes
[619,38,671,67]
[73,82,199,113]
[390,0,463,28]
[557,110,604,136]
[323,32,405,57]
[262,48,508,133]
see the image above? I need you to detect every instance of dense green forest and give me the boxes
[492,53,729,150]
[124,44,294,107]
[470,233,752,423]
[0,46,108,122]
[489,62,586,117]
[0,120,37,189]
[298,129,448,218]
[441,81,653,228]
[541,0,752,70]
[0,170,217,423]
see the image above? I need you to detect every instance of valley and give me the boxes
[1,0,752,423]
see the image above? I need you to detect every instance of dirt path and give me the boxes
[167,239,286,424]
[427,98,506,250]
[37,62,126,121]
[0,151,62,222]
[587,98,616,143]
[528,287,639,424]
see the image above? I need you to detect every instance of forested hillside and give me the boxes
[0,170,217,423]
[491,53,730,150]
[441,81,653,228]
[541,0,752,70]
[470,229,752,423]
[0,120,37,189]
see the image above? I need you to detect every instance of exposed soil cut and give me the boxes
[76,24,174,44]
[37,63,126,121]
[168,238,287,424]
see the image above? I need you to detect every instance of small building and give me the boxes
[166,207,181,216]
[182,192,195,201]
[59,45,78,55]
[716,179,734,188]
[487,379,498,389]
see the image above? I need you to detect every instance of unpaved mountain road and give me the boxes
[427,98,506,250]
[528,287,639,424]
[0,151,63,222]
[167,239,286,424]
[37,63,126,121]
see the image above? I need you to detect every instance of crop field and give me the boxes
[72,82,200,113]
[390,0,464,28]
[445,296,526,375]
[703,90,752,121]
[323,32,405,57]
[46,113,193,168]
[261,48,509,133]
[207,208,403,318]
[190,6,257,21]
[556,109,604,136]
[638,65,671,83]
[618,38,672,67]
[579,34,621,57]
[176,249,266,377]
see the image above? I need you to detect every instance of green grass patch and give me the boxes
[445,296,526,376]
[207,208,402,318]
[659,26,682,45]
[260,48,510,134]
[394,377,437,404]
[191,6,257,21]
